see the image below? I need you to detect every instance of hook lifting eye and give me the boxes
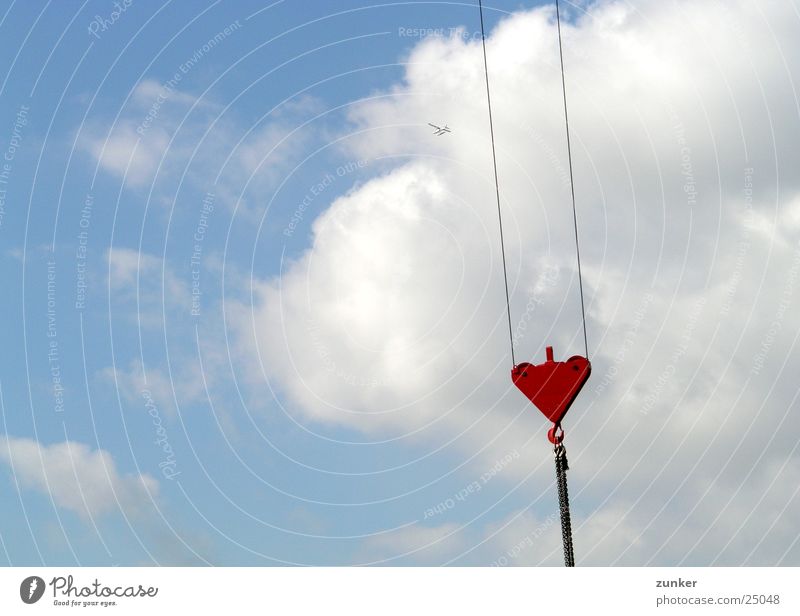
[548,424,565,444]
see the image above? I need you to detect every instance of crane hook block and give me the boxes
[511,346,591,425]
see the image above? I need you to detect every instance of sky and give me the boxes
[0,0,799,566]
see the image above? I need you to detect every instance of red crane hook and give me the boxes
[511,346,591,442]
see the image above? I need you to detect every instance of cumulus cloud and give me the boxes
[82,75,321,213]
[108,246,163,288]
[101,245,231,427]
[354,505,649,566]
[226,0,800,564]
[101,356,209,421]
[107,247,189,328]
[0,435,158,520]
[356,522,465,565]
[84,125,171,187]
[232,161,517,433]
[79,79,204,188]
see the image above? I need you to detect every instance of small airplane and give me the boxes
[428,123,451,136]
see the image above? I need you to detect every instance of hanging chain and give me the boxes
[554,442,575,567]
[476,0,584,568]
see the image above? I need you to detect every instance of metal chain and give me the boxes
[554,443,575,566]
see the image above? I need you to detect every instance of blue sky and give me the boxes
[1,0,800,566]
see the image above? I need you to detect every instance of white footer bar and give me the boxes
[1,567,797,615]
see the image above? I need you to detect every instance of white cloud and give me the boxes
[102,247,229,421]
[473,503,648,566]
[0,435,158,520]
[232,161,511,434]
[79,79,205,188]
[101,357,208,420]
[132,78,207,109]
[356,522,465,565]
[107,247,189,329]
[84,125,170,187]
[82,76,321,213]
[108,247,163,289]
[228,0,800,564]
[353,505,648,566]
